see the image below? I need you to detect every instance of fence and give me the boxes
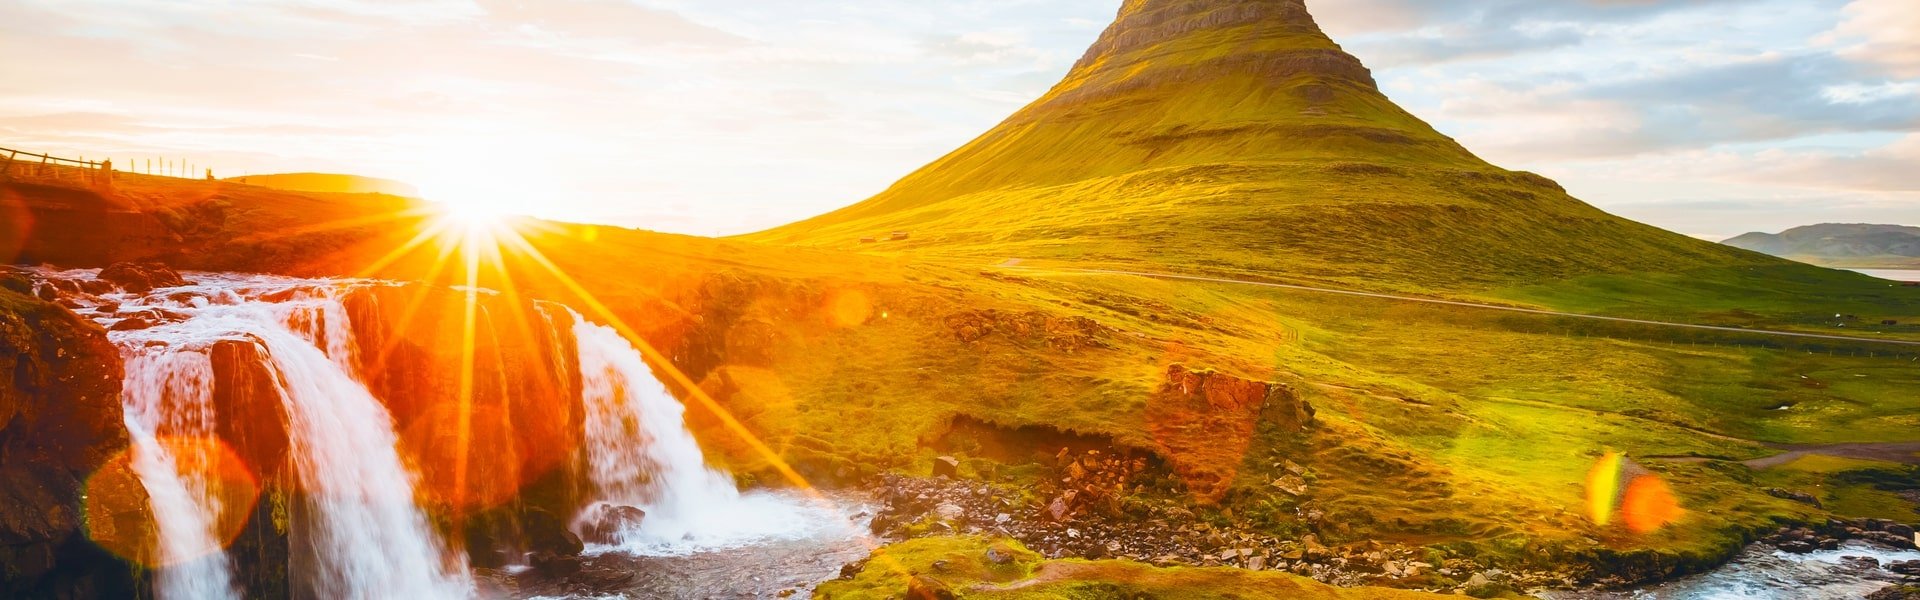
[0,145,217,188]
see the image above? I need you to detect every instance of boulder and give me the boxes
[1890,560,1920,577]
[577,504,646,545]
[524,507,585,557]
[98,261,188,293]
[906,575,957,600]
[931,455,960,479]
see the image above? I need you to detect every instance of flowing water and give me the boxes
[119,350,239,600]
[80,272,470,599]
[1546,542,1920,599]
[569,311,863,557]
[43,268,866,599]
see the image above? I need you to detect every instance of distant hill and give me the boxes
[225,173,420,198]
[1723,223,1920,268]
[748,0,1777,295]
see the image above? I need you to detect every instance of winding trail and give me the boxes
[998,264,1920,348]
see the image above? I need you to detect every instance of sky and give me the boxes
[0,0,1915,240]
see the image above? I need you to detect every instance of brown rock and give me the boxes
[98,261,188,293]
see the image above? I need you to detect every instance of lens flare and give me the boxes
[1585,451,1682,534]
[84,436,260,567]
[825,289,873,328]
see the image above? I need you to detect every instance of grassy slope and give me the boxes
[818,536,1453,599]
[744,1,1911,330]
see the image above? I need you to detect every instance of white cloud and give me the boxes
[1820,0,1920,78]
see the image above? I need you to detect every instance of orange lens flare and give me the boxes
[1584,451,1683,534]
[1621,476,1683,534]
[824,289,873,328]
[84,436,261,568]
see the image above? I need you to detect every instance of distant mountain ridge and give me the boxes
[1723,223,1920,268]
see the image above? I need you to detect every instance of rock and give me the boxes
[1765,487,1823,508]
[933,503,965,522]
[1048,496,1071,522]
[1869,585,1920,600]
[0,291,146,596]
[1247,554,1266,571]
[932,455,960,479]
[577,504,646,545]
[528,551,581,577]
[108,314,159,331]
[1467,572,1491,588]
[1270,475,1308,496]
[1864,531,1918,551]
[98,261,188,293]
[906,575,957,600]
[1777,540,1816,554]
[524,507,584,557]
[985,542,1018,565]
[838,558,869,580]
[995,513,1012,524]
[1891,560,1920,576]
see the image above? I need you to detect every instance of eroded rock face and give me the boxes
[0,289,144,597]
[1146,364,1313,503]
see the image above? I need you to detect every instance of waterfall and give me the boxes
[568,311,833,556]
[95,275,470,599]
[119,350,239,600]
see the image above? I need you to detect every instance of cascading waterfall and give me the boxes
[91,274,469,599]
[118,350,240,600]
[40,265,860,598]
[568,310,842,556]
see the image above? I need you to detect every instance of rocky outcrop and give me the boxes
[0,289,144,597]
[945,310,1111,352]
[97,262,188,294]
[1146,364,1312,503]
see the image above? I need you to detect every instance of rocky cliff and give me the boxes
[0,274,144,598]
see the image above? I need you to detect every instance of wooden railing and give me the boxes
[0,146,217,188]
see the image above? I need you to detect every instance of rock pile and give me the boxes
[865,449,1556,593]
[1766,518,1918,554]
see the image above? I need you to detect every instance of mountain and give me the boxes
[749,0,1771,295]
[1723,223,1920,268]
[226,172,420,197]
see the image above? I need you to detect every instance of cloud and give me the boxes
[1820,0,1920,78]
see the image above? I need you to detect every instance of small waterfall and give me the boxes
[254,290,471,599]
[89,274,469,599]
[568,311,834,555]
[119,350,240,600]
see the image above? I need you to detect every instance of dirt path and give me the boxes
[1743,442,1920,469]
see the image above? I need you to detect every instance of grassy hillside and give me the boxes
[744,0,1897,321]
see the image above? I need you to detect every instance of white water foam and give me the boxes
[89,273,469,599]
[567,312,857,556]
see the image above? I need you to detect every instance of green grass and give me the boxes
[817,536,1450,599]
